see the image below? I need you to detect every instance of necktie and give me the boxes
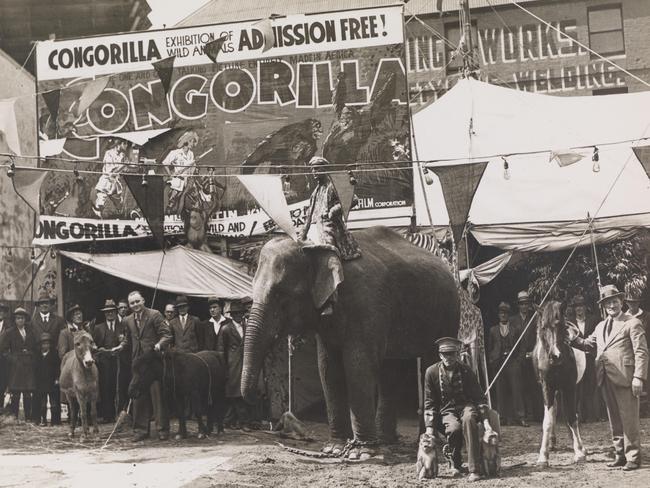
[605,318,613,340]
[108,321,113,332]
[181,315,186,328]
[19,328,26,340]
[136,313,142,330]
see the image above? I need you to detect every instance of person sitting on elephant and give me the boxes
[424,337,490,482]
[299,156,361,316]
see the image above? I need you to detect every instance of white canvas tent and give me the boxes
[412,79,650,252]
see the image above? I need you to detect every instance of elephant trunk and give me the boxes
[241,302,269,403]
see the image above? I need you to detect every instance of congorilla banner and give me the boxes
[34,5,412,246]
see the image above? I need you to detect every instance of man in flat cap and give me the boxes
[92,299,122,423]
[424,337,488,482]
[299,156,361,317]
[169,295,203,353]
[489,302,527,427]
[571,285,649,470]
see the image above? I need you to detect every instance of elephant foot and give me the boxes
[343,439,379,460]
[322,440,346,456]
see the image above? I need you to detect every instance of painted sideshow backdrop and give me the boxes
[34,6,412,246]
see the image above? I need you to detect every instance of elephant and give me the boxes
[241,226,459,458]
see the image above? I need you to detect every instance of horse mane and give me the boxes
[537,301,568,352]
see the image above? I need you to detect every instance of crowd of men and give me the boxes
[488,288,649,425]
[0,290,256,440]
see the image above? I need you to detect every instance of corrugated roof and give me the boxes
[176,0,548,26]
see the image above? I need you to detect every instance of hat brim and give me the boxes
[598,292,625,304]
[101,307,118,312]
[439,347,460,353]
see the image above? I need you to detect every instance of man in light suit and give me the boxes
[572,285,649,470]
[117,290,172,441]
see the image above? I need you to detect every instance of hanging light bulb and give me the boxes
[502,157,511,180]
[348,169,357,186]
[422,166,434,186]
[30,247,36,263]
[7,161,16,178]
[141,173,148,187]
[282,174,291,192]
[74,166,84,184]
[50,248,56,259]
[592,146,600,173]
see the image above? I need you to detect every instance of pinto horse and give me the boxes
[532,301,587,466]
[129,349,226,439]
[59,330,99,440]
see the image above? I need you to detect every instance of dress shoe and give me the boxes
[622,462,639,471]
[449,468,463,478]
[158,431,170,441]
[607,457,626,468]
[468,472,483,482]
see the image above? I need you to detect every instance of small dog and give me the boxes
[416,432,439,480]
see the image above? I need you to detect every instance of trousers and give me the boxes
[132,380,169,433]
[441,405,481,474]
[601,376,641,463]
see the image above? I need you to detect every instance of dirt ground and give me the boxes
[1,413,649,488]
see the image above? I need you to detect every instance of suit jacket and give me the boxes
[31,313,65,356]
[573,314,600,358]
[423,361,486,429]
[1,326,37,391]
[202,316,231,356]
[631,309,650,336]
[222,320,245,398]
[34,350,60,393]
[169,314,203,353]
[510,312,535,353]
[93,321,122,349]
[574,312,649,387]
[488,322,523,366]
[120,307,171,360]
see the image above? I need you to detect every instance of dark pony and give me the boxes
[532,301,586,466]
[129,349,226,439]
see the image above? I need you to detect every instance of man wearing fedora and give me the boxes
[512,290,543,422]
[0,307,37,421]
[424,337,489,482]
[31,291,65,424]
[57,304,89,360]
[31,290,65,358]
[169,295,203,353]
[93,299,122,423]
[572,285,649,470]
[624,285,649,337]
[489,302,528,427]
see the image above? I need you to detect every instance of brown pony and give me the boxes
[59,330,99,441]
[532,301,586,466]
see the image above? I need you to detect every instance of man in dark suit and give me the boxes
[31,291,65,425]
[117,290,172,441]
[0,302,12,410]
[169,295,203,353]
[624,287,650,409]
[33,333,60,426]
[489,301,527,426]
[202,296,229,358]
[93,299,121,423]
[424,337,489,482]
[116,298,131,412]
[222,299,251,430]
[511,290,542,422]
[570,294,602,422]
[572,285,649,471]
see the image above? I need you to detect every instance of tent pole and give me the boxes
[150,252,166,309]
[288,335,294,414]
[588,212,602,288]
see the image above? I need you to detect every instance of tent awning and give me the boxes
[412,79,650,251]
[61,245,253,299]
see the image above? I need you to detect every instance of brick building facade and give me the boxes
[404,0,650,104]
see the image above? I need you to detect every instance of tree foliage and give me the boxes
[512,233,648,308]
